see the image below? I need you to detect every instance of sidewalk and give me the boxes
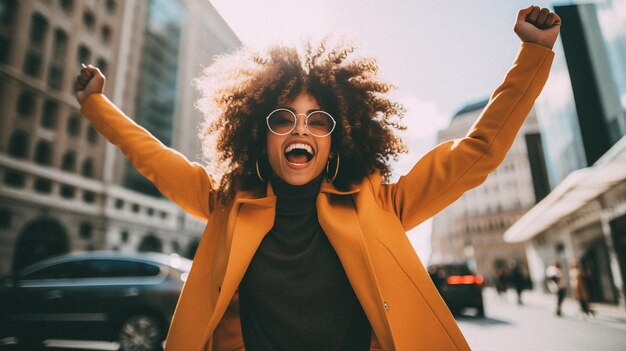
[489,287,626,328]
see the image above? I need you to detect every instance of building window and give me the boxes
[8,131,29,158]
[87,125,99,144]
[147,208,154,216]
[1,1,18,26]
[29,13,48,46]
[34,177,52,193]
[77,45,90,65]
[95,58,107,75]
[61,150,76,171]
[41,100,59,128]
[0,1,18,64]
[0,35,10,64]
[79,222,92,239]
[59,0,73,13]
[82,11,95,30]
[17,91,36,117]
[83,190,96,203]
[23,50,42,77]
[0,208,11,229]
[60,184,75,198]
[100,25,111,44]
[3,170,25,187]
[67,114,81,136]
[105,0,116,14]
[34,140,53,165]
[81,158,94,178]
[121,230,129,242]
[47,63,63,90]
[131,204,140,213]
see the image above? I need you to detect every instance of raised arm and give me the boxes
[74,65,213,221]
[377,6,560,230]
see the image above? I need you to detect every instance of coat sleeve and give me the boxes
[80,93,213,221]
[377,42,555,231]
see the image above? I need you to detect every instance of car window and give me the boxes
[22,261,96,280]
[429,265,473,276]
[442,265,472,276]
[90,259,161,278]
[21,259,162,280]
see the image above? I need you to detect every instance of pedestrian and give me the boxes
[546,261,567,316]
[569,261,597,319]
[509,262,528,305]
[73,5,560,350]
[494,267,509,297]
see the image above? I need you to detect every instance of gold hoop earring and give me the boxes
[326,153,340,183]
[256,158,265,182]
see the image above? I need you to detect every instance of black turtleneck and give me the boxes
[238,174,371,351]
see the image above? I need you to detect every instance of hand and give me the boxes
[74,64,105,106]
[514,5,561,49]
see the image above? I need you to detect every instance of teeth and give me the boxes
[285,143,313,155]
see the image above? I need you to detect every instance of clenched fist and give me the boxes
[74,63,105,107]
[514,5,561,49]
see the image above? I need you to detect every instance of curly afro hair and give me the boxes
[193,37,407,200]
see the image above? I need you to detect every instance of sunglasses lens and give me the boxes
[267,110,295,134]
[307,112,335,136]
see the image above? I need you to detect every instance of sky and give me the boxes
[209,0,560,262]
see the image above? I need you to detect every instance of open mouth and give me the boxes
[284,143,314,165]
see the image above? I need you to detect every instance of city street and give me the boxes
[2,288,624,350]
[459,288,626,351]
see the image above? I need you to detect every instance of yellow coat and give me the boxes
[81,42,554,350]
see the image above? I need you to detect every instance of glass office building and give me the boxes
[534,1,626,189]
[124,0,185,196]
[597,0,626,118]
[533,47,587,188]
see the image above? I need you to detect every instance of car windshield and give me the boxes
[431,264,473,276]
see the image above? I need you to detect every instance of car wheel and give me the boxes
[118,314,162,351]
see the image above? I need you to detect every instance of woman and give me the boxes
[74,5,560,350]
[569,261,597,319]
[546,261,567,316]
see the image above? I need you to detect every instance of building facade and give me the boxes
[0,0,240,274]
[430,99,545,281]
[505,2,626,307]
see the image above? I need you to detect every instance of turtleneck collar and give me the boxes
[270,173,323,209]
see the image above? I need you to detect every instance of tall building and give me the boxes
[0,0,240,274]
[430,99,544,280]
[533,2,626,188]
[505,2,626,307]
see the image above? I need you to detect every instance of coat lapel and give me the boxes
[205,187,277,337]
[318,180,395,350]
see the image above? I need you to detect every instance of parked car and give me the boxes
[0,251,192,350]
[428,262,485,317]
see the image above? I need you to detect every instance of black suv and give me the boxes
[0,251,192,350]
[428,262,485,317]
